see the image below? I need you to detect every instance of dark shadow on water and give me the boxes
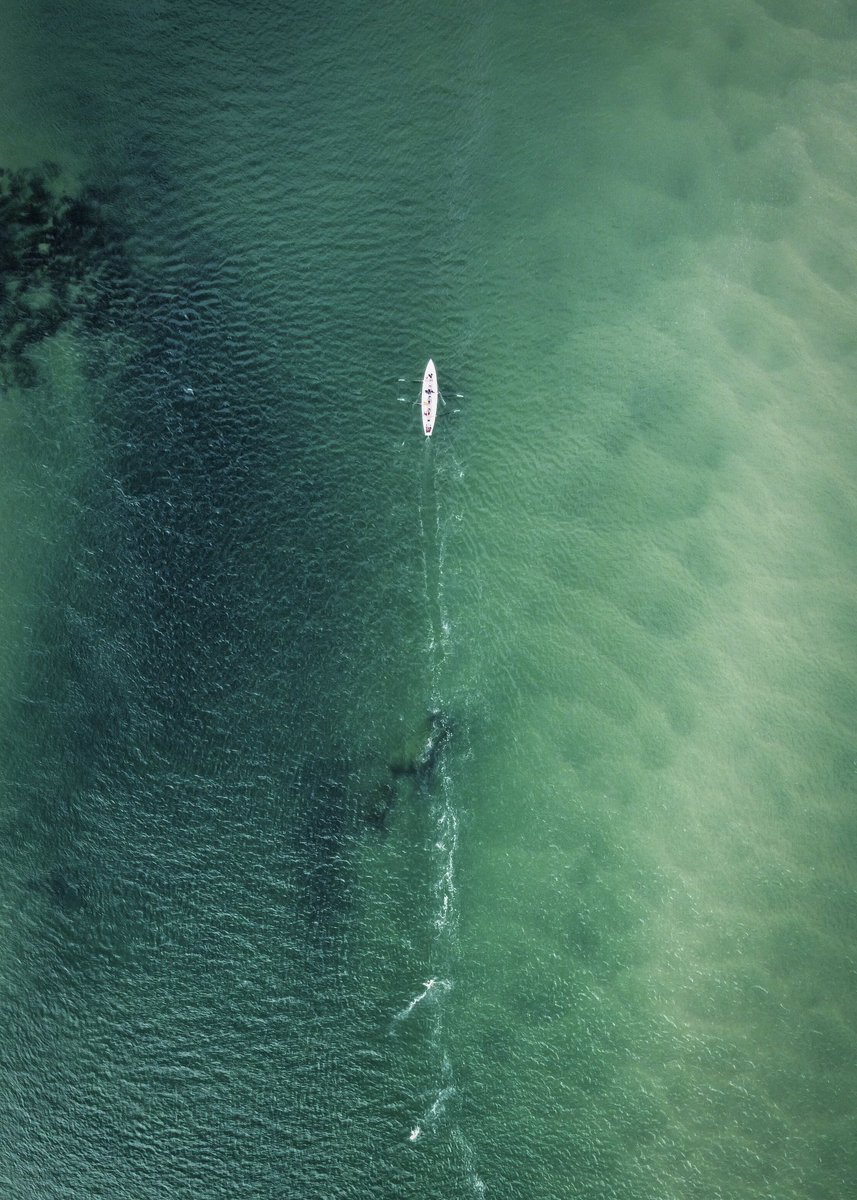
[1,144,460,1025]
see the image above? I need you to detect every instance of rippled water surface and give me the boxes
[2,2,856,1197]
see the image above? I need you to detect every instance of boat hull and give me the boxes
[421,359,438,436]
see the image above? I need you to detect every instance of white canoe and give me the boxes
[421,359,438,436]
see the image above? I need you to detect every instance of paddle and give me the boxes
[397,378,464,406]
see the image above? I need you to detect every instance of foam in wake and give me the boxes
[391,976,452,1026]
[407,1051,456,1143]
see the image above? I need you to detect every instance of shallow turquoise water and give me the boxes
[2,2,856,1197]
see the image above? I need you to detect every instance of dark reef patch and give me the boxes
[0,163,128,388]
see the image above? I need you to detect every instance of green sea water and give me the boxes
[2,2,856,1197]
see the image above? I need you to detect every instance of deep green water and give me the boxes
[2,2,857,1197]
